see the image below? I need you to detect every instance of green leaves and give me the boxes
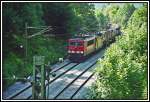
[95,10,109,30]
[88,4,147,99]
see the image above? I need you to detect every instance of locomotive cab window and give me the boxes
[87,39,94,46]
[69,42,83,46]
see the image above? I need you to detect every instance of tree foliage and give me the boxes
[103,4,135,29]
[95,9,109,30]
[3,3,44,58]
[116,4,135,28]
[87,4,148,99]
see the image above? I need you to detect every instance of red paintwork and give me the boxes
[69,46,84,51]
[68,39,84,51]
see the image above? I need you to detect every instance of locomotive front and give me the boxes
[68,38,85,62]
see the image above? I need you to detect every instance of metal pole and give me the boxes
[47,61,51,99]
[25,23,28,69]
[41,62,46,99]
[32,57,36,99]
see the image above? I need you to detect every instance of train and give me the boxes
[67,24,121,62]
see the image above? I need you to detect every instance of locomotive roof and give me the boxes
[70,35,95,41]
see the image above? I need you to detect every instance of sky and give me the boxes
[93,3,143,9]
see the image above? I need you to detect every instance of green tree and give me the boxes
[103,4,119,23]
[2,3,46,89]
[95,9,109,30]
[68,3,98,33]
[3,3,45,58]
[116,3,135,28]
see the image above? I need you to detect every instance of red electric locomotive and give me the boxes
[68,35,97,62]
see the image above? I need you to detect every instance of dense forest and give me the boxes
[2,2,148,100]
[87,4,148,99]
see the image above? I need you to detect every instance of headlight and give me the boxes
[68,50,71,53]
[72,51,75,53]
[80,51,83,54]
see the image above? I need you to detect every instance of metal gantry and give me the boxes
[24,24,55,99]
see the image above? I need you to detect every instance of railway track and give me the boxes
[4,48,106,100]
[54,63,96,99]
[26,60,97,100]
[26,63,79,99]
[72,74,96,99]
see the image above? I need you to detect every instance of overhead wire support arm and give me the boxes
[26,26,52,39]
[27,26,51,29]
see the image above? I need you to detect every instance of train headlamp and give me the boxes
[80,51,83,54]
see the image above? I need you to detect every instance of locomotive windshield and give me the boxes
[69,42,83,46]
